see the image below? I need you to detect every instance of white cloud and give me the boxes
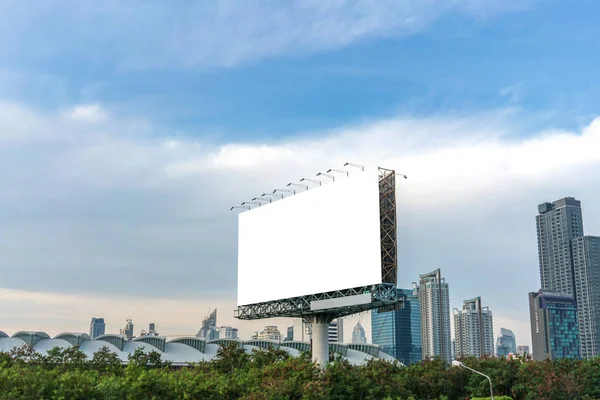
[1,100,599,349]
[0,0,529,69]
[65,104,108,123]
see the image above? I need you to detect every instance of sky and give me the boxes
[1,0,600,349]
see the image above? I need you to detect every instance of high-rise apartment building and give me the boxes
[529,290,580,360]
[416,269,451,362]
[217,326,239,340]
[572,236,600,358]
[536,198,584,295]
[120,319,134,341]
[89,318,105,339]
[328,319,344,343]
[496,328,517,357]
[372,288,422,365]
[351,322,367,344]
[453,297,494,358]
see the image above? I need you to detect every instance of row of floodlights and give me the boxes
[230,162,366,211]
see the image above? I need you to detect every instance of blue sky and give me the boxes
[1,0,600,345]
[2,0,599,136]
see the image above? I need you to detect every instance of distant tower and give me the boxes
[529,290,580,360]
[453,297,494,358]
[351,321,367,344]
[416,269,451,362]
[120,319,134,341]
[572,236,600,358]
[89,318,105,339]
[372,288,422,365]
[536,198,583,296]
[148,323,157,336]
[285,326,294,342]
[197,309,218,340]
[328,319,344,343]
[496,328,517,357]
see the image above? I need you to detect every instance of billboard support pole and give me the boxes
[304,312,336,369]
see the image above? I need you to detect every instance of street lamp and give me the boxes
[316,172,335,181]
[327,168,349,176]
[242,201,262,207]
[262,193,283,199]
[300,178,322,186]
[230,205,251,211]
[344,162,364,171]
[273,189,295,195]
[287,182,309,190]
[451,360,494,400]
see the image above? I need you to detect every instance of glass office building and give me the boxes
[372,288,422,365]
[529,290,580,360]
[89,318,105,339]
[496,328,517,357]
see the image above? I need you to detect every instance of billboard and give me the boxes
[237,168,382,306]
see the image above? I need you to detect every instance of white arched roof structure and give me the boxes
[0,331,398,366]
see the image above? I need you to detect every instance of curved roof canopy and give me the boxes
[12,331,51,348]
[54,333,90,347]
[169,337,207,353]
[134,336,166,352]
[95,334,126,351]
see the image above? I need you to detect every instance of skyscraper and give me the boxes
[572,236,600,358]
[120,319,134,341]
[529,290,580,360]
[416,269,451,362]
[372,288,422,365]
[496,328,517,357]
[328,319,344,343]
[285,326,293,342]
[197,309,218,340]
[89,317,105,339]
[351,321,367,344]
[536,197,584,296]
[453,297,494,358]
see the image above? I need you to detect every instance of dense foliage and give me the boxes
[1,344,599,399]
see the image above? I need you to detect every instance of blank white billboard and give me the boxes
[237,168,382,306]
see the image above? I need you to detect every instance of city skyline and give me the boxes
[3,1,600,352]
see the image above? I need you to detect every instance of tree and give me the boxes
[89,346,123,374]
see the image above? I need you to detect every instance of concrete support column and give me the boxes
[306,313,336,369]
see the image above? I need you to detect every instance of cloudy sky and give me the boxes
[1,0,600,348]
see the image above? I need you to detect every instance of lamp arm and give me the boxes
[462,365,494,400]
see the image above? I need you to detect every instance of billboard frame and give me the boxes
[235,166,399,321]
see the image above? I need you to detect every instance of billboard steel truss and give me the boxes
[235,283,397,320]
[379,167,398,285]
